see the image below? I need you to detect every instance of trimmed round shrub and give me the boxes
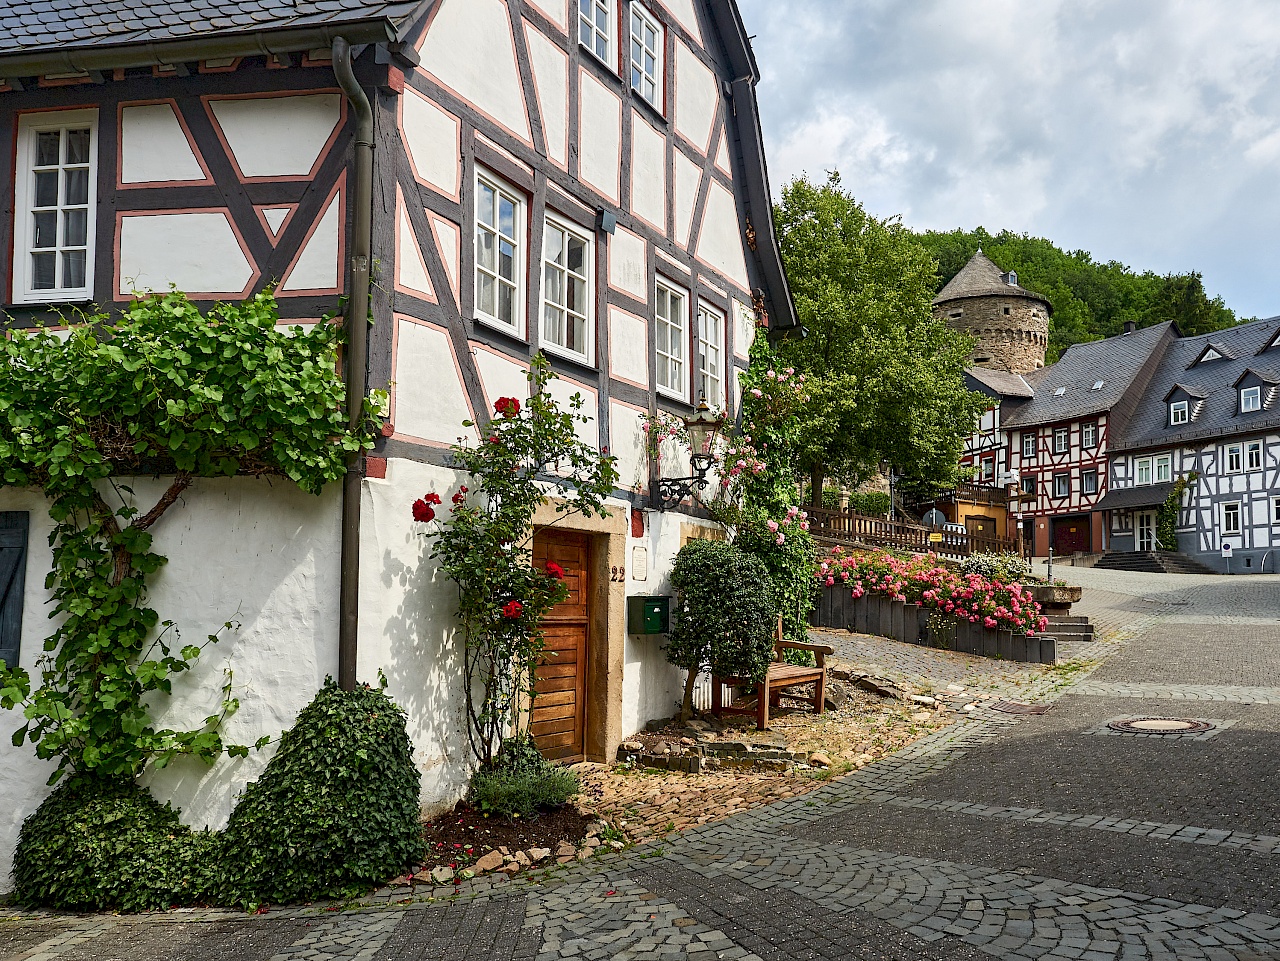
[667,539,777,718]
[217,678,423,907]
[466,735,579,818]
[12,775,218,911]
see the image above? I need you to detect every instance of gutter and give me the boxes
[332,37,374,693]
[0,21,396,80]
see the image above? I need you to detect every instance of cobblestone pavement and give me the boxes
[4,568,1280,960]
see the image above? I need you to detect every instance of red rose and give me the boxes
[423,492,442,505]
[451,491,466,505]
[412,499,436,523]
[460,485,468,493]
[494,396,521,418]
[489,436,501,445]
[545,562,566,580]
[502,599,523,619]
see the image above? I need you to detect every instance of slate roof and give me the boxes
[1095,481,1178,512]
[933,249,1051,308]
[1001,322,1176,429]
[1112,316,1280,452]
[0,0,424,56]
[965,367,1034,399]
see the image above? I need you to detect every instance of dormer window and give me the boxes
[1053,386,1066,396]
[1201,348,1221,363]
[1189,342,1232,367]
[1170,400,1189,425]
[1241,385,1262,413]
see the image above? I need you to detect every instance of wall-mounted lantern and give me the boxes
[655,396,726,511]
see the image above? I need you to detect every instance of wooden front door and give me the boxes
[531,530,590,762]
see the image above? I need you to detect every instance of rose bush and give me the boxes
[817,549,1047,635]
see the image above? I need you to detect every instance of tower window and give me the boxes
[1003,306,1010,316]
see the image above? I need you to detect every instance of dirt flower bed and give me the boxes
[577,679,954,844]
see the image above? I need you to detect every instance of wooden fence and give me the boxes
[810,589,1057,664]
[807,508,1017,560]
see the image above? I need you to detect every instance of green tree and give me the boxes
[772,172,987,505]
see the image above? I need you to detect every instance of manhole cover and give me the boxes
[991,701,1052,715]
[1107,717,1215,734]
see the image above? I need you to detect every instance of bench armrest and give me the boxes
[774,639,835,667]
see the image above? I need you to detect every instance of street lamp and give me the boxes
[655,396,726,510]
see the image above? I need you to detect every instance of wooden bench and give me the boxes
[709,631,835,731]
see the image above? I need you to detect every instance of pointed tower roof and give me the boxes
[933,249,1052,311]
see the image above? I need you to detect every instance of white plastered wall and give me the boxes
[622,508,718,735]
[418,0,532,143]
[0,477,342,892]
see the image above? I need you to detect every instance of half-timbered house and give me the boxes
[1101,316,1280,573]
[1001,322,1176,556]
[0,0,797,886]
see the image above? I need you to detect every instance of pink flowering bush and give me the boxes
[816,549,1047,635]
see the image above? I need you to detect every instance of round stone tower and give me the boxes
[932,249,1051,375]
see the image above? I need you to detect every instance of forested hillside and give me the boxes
[914,228,1243,362]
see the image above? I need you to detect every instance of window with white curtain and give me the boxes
[541,217,592,361]
[655,281,687,398]
[695,302,723,407]
[474,169,524,332]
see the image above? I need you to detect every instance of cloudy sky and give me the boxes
[736,0,1280,318]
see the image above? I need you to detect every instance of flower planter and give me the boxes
[810,589,1054,665]
[1030,584,1082,612]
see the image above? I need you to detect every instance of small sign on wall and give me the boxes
[632,545,648,581]
[1221,543,1233,558]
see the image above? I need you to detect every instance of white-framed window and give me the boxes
[1226,443,1243,473]
[1222,501,1241,536]
[1154,454,1172,483]
[1053,473,1070,498]
[1054,426,1069,453]
[474,169,525,333]
[1136,457,1152,486]
[629,3,663,108]
[13,110,98,304]
[695,301,723,407]
[1248,441,1263,471]
[1021,433,1036,459]
[1241,385,1262,413]
[1020,474,1036,496]
[1272,495,1280,525]
[980,456,995,482]
[541,216,592,361]
[1082,470,1098,495]
[655,280,687,398]
[1170,400,1189,425]
[579,0,614,66]
[1081,421,1097,449]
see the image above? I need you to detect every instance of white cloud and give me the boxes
[739,0,1280,317]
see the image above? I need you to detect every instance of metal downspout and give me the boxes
[333,37,373,692]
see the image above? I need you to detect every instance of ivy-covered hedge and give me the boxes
[12,775,218,912]
[11,680,423,911]
[217,679,423,907]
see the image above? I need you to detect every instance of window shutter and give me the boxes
[0,512,30,671]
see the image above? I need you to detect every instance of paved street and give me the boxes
[3,566,1279,960]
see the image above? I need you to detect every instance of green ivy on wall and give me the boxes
[1157,472,1198,552]
[0,290,377,784]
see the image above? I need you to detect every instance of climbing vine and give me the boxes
[0,290,378,784]
[1157,471,1198,552]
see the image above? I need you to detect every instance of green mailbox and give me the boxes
[627,595,670,635]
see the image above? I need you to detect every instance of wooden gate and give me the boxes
[531,529,590,762]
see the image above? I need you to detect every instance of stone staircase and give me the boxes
[1039,614,1094,647]
[1092,551,1218,575]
